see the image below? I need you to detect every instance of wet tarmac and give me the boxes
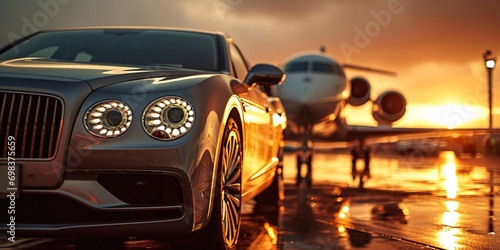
[280,150,500,249]
[1,150,499,249]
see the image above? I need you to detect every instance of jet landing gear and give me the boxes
[351,140,371,191]
[296,151,312,187]
[296,125,314,187]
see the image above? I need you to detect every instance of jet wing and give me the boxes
[345,125,499,142]
[285,118,500,143]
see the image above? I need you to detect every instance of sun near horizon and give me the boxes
[344,102,494,129]
[402,103,489,129]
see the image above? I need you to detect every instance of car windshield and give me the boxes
[0,29,220,71]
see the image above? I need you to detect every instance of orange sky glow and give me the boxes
[1,0,500,129]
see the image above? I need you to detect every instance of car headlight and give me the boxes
[143,96,195,140]
[84,100,132,138]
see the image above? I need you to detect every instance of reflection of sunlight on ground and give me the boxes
[442,201,459,226]
[438,227,460,250]
[282,149,500,249]
[283,150,497,196]
[439,200,461,250]
[442,163,458,199]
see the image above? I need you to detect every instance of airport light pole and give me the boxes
[484,51,497,234]
[484,50,496,130]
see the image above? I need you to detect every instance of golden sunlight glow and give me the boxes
[441,152,458,199]
[443,201,460,226]
[437,152,462,249]
[443,151,456,163]
[442,212,459,230]
[338,225,346,233]
[343,103,488,128]
[445,200,459,212]
[439,228,460,249]
[1,57,148,75]
[264,222,278,245]
[417,103,487,129]
[439,200,461,249]
[339,205,350,219]
[442,163,458,199]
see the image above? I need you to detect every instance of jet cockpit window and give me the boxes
[334,63,346,77]
[285,61,308,73]
[312,62,335,74]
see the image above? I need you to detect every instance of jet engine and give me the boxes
[347,77,371,106]
[372,91,406,126]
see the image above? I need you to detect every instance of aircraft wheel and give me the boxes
[358,174,365,191]
[306,155,312,186]
[296,155,302,185]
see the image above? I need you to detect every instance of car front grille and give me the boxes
[0,91,63,159]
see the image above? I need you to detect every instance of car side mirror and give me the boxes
[244,64,285,86]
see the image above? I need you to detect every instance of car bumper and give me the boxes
[0,142,218,238]
[0,168,202,237]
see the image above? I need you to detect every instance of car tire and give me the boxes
[194,117,242,249]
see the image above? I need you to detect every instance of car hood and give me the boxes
[0,58,212,90]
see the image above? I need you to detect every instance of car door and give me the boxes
[228,42,274,194]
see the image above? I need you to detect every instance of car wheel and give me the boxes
[196,118,242,249]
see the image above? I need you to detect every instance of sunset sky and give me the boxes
[1,0,500,128]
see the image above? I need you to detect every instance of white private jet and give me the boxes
[271,48,494,186]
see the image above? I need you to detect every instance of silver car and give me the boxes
[0,27,286,249]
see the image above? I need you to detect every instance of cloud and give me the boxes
[1,0,499,127]
[0,1,201,47]
[332,0,500,68]
[3,0,500,66]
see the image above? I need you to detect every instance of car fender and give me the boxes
[202,85,246,230]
